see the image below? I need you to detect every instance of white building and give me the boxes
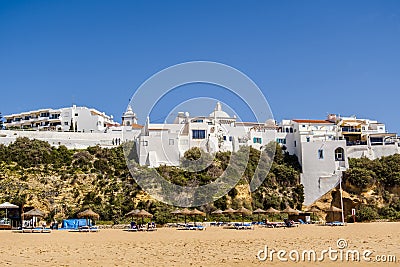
[0,105,142,149]
[275,115,399,205]
[135,104,400,206]
[136,102,277,167]
[4,105,118,133]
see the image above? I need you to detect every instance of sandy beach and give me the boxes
[0,222,398,266]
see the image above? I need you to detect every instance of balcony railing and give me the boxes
[341,127,361,133]
[346,140,367,146]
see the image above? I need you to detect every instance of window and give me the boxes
[64,122,69,126]
[318,149,324,159]
[290,128,294,133]
[75,113,78,117]
[229,136,233,142]
[335,147,345,161]
[253,137,262,144]
[192,119,203,123]
[294,141,296,147]
[223,136,227,141]
[192,130,206,139]
[306,137,310,142]
[276,138,286,144]
[142,141,148,146]
[169,139,174,145]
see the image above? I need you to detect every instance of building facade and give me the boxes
[1,105,142,149]
[135,104,400,206]
[4,105,118,133]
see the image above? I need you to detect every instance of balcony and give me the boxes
[341,127,361,133]
[346,140,367,146]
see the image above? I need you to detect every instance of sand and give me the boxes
[0,222,399,266]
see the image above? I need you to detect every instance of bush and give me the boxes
[356,206,379,222]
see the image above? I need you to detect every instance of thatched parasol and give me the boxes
[77,209,99,227]
[266,207,280,214]
[0,202,19,220]
[134,209,153,224]
[23,208,45,228]
[211,209,223,222]
[234,207,252,224]
[125,209,140,217]
[253,208,266,222]
[306,206,320,213]
[222,208,236,222]
[23,208,45,218]
[189,208,205,224]
[170,209,181,224]
[180,208,192,224]
[211,209,223,215]
[222,208,236,214]
[325,206,342,222]
[282,207,300,215]
[170,209,182,215]
[325,206,342,212]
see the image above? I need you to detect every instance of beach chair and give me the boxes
[124,222,138,232]
[283,219,298,228]
[325,221,345,226]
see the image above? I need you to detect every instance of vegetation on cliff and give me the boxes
[0,137,304,224]
[342,155,400,221]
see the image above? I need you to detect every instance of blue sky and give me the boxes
[1,1,399,132]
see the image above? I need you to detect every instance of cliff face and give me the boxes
[0,138,306,223]
[311,155,400,222]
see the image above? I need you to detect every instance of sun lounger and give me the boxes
[325,221,345,226]
[235,223,254,230]
[264,222,285,228]
[13,227,51,233]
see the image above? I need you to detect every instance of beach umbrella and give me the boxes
[134,209,153,224]
[253,208,266,222]
[306,206,320,220]
[22,208,45,227]
[234,207,252,224]
[325,206,342,222]
[170,209,181,223]
[265,207,281,221]
[266,207,280,214]
[170,209,182,215]
[180,208,192,224]
[307,206,320,213]
[22,208,45,218]
[125,209,140,217]
[211,209,223,215]
[222,208,236,214]
[211,209,223,222]
[282,207,301,216]
[222,208,236,222]
[190,208,205,224]
[77,209,99,227]
[0,202,19,220]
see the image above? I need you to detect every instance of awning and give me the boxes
[368,133,397,138]
[341,121,361,127]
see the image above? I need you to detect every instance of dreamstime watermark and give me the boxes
[123,61,275,207]
[257,239,397,263]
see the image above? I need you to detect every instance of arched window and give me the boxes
[126,121,131,126]
[335,147,345,161]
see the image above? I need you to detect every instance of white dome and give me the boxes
[209,102,230,118]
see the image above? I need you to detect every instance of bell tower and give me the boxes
[122,105,137,126]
